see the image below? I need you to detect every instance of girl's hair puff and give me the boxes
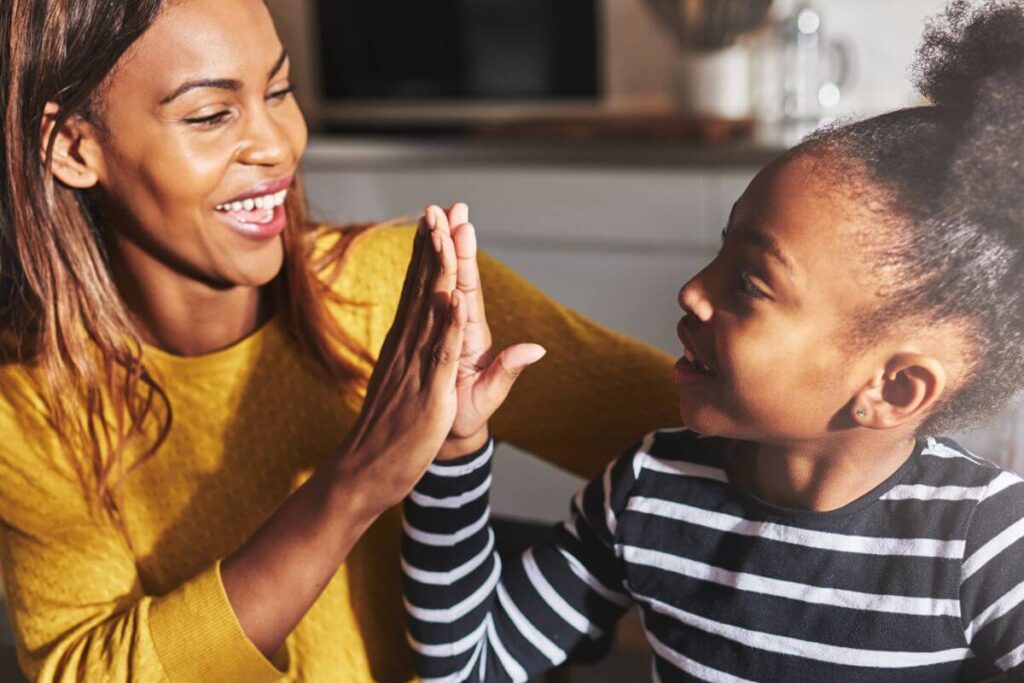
[798,0,1024,435]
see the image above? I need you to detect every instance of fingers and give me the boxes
[451,222,488,330]
[426,289,468,396]
[419,208,458,351]
[446,202,469,228]
[430,209,458,302]
[475,343,547,416]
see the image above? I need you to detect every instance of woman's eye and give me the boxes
[184,111,230,128]
[738,272,769,299]
[267,85,294,102]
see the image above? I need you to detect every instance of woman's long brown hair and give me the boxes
[0,0,372,529]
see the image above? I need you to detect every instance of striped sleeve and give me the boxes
[960,469,1024,679]
[402,439,638,682]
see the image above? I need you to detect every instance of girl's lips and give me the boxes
[216,202,287,241]
[674,355,716,386]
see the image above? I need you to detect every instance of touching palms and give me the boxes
[429,204,546,457]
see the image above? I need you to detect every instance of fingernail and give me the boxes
[432,231,441,253]
[427,210,437,230]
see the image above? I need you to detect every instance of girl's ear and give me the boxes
[40,102,103,189]
[851,353,947,429]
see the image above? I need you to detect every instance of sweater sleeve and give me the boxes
[402,438,638,682]
[0,389,285,683]
[959,470,1024,680]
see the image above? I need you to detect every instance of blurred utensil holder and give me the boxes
[672,45,752,119]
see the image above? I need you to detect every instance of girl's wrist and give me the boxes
[438,429,490,461]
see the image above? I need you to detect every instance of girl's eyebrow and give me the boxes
[738,229,796,280]
[159,48,289,105]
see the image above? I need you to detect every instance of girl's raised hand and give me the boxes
[332,211,467,512]
[434,203,547,459]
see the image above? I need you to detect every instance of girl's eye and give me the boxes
[184,111,230,128]
[738,272,769,300]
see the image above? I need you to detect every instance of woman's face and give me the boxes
[88,0,307,289]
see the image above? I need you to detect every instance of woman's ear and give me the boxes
[850,352,947,429]
[40,102,102,189]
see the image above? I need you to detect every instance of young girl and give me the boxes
[402,2,1024,680]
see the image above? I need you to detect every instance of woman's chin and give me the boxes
[224,237,286,288]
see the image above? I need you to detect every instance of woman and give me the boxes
[0,0,677,681]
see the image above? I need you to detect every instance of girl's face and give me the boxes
[88,0,307,288]
[675,154,888,443]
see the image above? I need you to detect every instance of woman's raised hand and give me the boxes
[214,205,539,656]
[221,214,468,655]
[333,210,467,512]
[434,203,547,459]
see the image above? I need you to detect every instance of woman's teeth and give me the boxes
[214,189,288,213]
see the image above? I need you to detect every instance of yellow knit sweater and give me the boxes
[0,224,678,682]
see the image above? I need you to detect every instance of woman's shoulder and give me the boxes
[310,220,416,265]
[308,220,416,299]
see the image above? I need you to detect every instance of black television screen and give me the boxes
[316,0,600,101]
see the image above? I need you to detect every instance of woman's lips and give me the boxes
[215,202,287,241]
[213,185,290,241]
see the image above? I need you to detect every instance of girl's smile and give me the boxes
[674,318,717,386]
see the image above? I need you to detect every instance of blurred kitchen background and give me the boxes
[269,1,1022,679]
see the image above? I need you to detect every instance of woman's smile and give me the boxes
[213,172,293,241]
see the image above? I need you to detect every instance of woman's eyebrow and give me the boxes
[159,48,289,105]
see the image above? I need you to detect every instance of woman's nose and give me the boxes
[678,269,714,322]
[238,111,288,168]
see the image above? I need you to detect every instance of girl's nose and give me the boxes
[678,269,714,322]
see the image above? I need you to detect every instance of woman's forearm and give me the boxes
[220,458,378,657]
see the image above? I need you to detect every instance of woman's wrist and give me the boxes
[324,453,395,529]
[438,429,490,461]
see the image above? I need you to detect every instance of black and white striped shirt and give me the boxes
[402,429,1024,682]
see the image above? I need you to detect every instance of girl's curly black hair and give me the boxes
[796,0,1024,435]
